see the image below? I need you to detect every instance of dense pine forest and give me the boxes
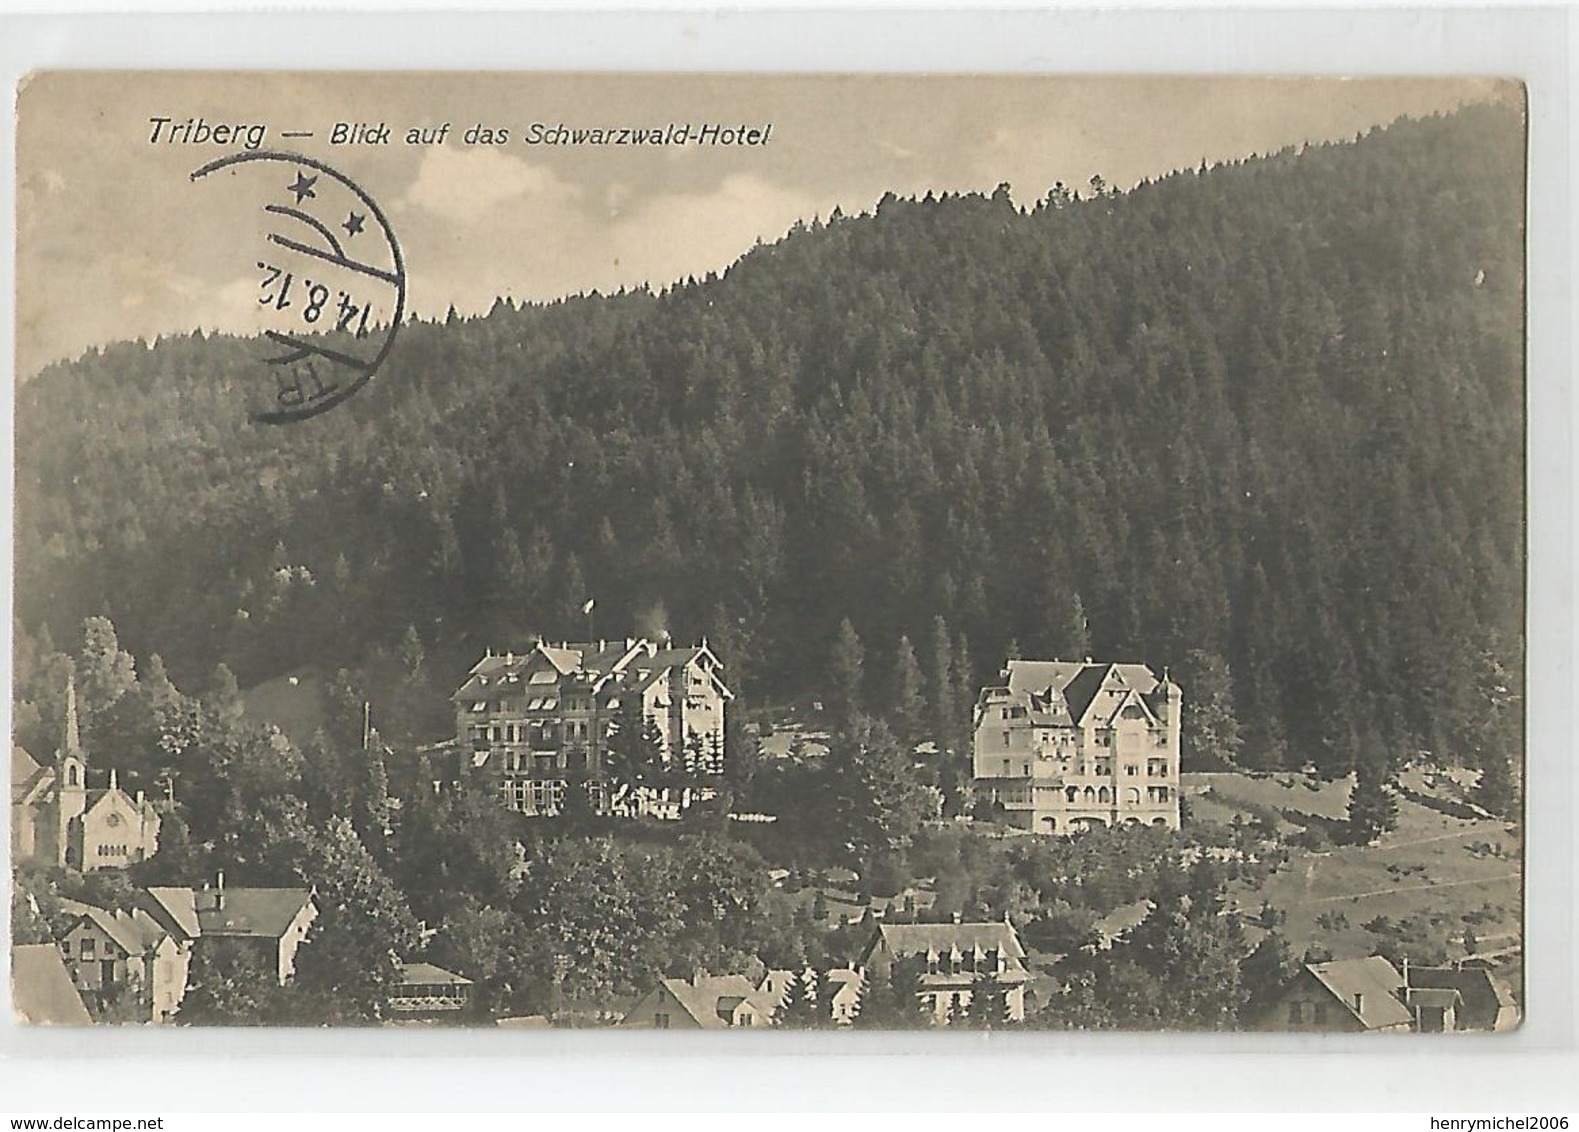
[14,104,1524,782]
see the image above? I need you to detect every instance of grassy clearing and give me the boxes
[1195,771,1523,1003]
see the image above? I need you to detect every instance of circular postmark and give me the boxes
[190,151,406,424]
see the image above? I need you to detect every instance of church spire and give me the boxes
[63,671,81,757]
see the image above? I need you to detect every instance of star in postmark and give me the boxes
[287,171,318,204]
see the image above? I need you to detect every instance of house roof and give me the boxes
[1406,987,1462,1010]
[11,745,51,804]
[455,639,732,702]
[398,962,472,987]
[72,906,168,958]
[12,744,42,786]
[867,922,1028,971]
[142,887,202,941]
[647,974,776,1028]
[196,887,314,939]
[824,969,864,1005]
[11,944,92,1025]
[1407,966,1517,1030]
[760,968,865,1010]
[998,660,1161,727]
[1305,957,1413,1030]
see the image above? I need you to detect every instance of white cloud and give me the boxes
[401,145,582,218]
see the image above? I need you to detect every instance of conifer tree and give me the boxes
[827,618,866,732]
[889,635,927,743]
[927,615,954,748]
[1346,742,1399,844]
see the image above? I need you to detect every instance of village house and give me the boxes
[620,971,778,1029]
[856,920,1031,1024]
[758,967,865,1026]
[451,637,732,817]
[1266,956,1521,1033]
[142,875,318,986]
[11,943,92,1025]
[972,659,1182,834]
[56,903,189,1023]
[11,679,161,871]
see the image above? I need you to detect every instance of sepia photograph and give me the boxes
[9,70,1527,1037]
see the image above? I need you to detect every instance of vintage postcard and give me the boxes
[10,72,1526,1033]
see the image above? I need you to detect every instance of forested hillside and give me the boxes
[14,104,1524,779]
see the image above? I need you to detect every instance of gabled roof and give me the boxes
[142,887,201,941]
[11,944,92,1025]
[1094,686,1162,729]
[81,785,159,820]
[195,887,314,939]
[1003,660,1087,697]
[650,974,775,1028]
[1304,957,1413,1030]
[824,968,864,1007]
[1027,687,1074,727]
[1406,987,1462,1010]
[12,744,43,787]
[1001,660,1161,727]
[11,745,52,805]
[1058,665,1114,725]
[1407,966,1518,1030]
[71,906,169,958]
[455,639,733,703]
[759,967,864,1010]
[866,922,1028,972]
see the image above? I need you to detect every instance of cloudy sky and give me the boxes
[15,72,1514,379]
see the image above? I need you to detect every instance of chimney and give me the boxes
[951,911,962,925]
[693,966,707,986]
[215,870,226,911]
[1402,955,1410,984]
[1354,992,1365,1014]
[109,768,118,791]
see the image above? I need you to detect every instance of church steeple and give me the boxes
[62,672,82,757]
[55,672,88,867]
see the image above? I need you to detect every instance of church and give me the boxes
[10,677,161,871]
